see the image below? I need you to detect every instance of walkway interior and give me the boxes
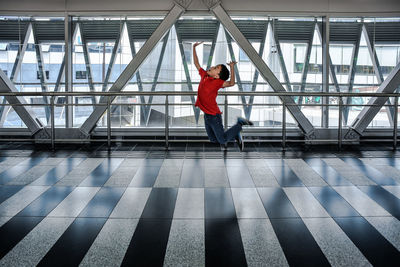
[0,141,399,266]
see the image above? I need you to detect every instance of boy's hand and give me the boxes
[193,42,203,48]
[227,61,237,67]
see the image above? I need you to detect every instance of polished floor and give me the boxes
[0,141,399,266]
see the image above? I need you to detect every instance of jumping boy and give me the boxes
[193,42,253,151]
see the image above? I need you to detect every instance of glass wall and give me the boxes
[0,14,399,132]
[0,16,65,127]
[328,17,400,129]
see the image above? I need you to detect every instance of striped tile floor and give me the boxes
[0,142,399,266]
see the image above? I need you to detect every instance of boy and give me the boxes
[193,42,253,151]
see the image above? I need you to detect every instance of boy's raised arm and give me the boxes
[193,42,203,71]
[223,61,237,88]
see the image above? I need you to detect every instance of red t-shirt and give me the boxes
[195,68,225,115]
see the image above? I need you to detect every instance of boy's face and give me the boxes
[207,65,222,79]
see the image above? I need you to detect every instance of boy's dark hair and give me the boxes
[218,64,229,81]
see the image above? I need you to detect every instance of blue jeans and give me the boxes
[204,113,242,145]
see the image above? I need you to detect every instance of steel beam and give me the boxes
[101,22,123,92]
[206,21,220,70]
[344,62,400,139]
[176,25,200,124]
[298,21,316,107]
[363,24,394,126]
[0,69,42,134]
[79,1,191,136]
[0,23,32,125]
[316,23,340,94]
[145,31,170,125]
[225,32,247,118]
[203,1,315,137]
[272,19,292,93]
[32,22,51,122]
[79,22,97,105]
[343,23,362,124]
[127,33,147,124]
[246,20,268,119]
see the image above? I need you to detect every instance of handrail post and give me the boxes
[394,96,398,150]
[165,95,169,149]
[107,96,111,149]
[224,95,228,130]
[282,102,286,150]
[51,96,55,151]
[338,96,343,150]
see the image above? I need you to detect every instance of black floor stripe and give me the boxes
[0,216,43,259]
[79,158,124,187]
[16,186,74,217]
[0,157,9,163]
[270,218,330,267]
[140,188,178,219]
[308,186,361,217]
[304,158,353,186]
[257,187,300,218]
[78,187,125,218]
[0,157,47,185]
[38,217,107,267]
[268,165,304,187]
[205,188,236,219]
[180,164,204,187]
[358,185,400,220]
[121,219,172,266]
[334,217,400,266]
[32,158,86,185]
[205,218,247,267]
[341,157,399,185]
[226,166,255,187]
[130,166,161,187]
[0,185,24,205]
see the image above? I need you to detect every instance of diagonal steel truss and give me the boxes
[225,21,267,120]
[79,1,191,135]
[203,1,315,137]
[175,25,201,124]
[0,23,32,125]
[344,62,400,139]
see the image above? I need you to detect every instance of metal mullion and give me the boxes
[225,32,247,117]
[32,22,51,122]
[363,24,394,126]
[145,31,170,125]
[272,19,292,92]
[175,26,200,124]
[79,22,97,105]
[344,22,362,124]
[321,17,329,128]
[65,15,75,128]
[298,21,316,107]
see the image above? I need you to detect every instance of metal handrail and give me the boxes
[0,90,399,151]
[0,91,400,97]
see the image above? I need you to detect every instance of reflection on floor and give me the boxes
[0,141,400,266]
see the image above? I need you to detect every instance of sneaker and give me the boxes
[235,132,244,151]
[237,117,254,126]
